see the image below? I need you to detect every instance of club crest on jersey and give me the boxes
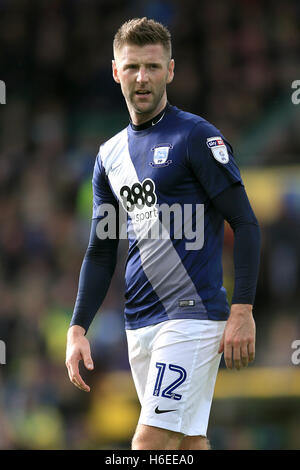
[150,144,173,168]
[206,136,229,164]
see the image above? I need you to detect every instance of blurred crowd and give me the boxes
[0,0,300,450]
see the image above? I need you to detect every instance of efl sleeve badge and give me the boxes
[206,136,229,164]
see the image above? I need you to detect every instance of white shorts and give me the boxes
[126,319,226,437]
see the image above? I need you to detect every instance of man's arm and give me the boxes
[65,218,119,391]
[70,218,119,332]
[211,182,261,370]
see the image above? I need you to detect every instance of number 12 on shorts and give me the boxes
[153,362,187,401]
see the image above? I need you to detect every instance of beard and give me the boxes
[127,84,166,116]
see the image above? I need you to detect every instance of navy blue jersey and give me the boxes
[92,104,243,329]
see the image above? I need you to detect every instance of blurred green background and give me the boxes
[0,0,300,450]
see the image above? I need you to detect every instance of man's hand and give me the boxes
[218,304,256,370]
[65,325,94,392]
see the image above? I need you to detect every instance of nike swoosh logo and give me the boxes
[155,406,176,414]
[111,162,121,171]
[152,113,165,126]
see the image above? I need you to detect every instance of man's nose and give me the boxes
[136,66,148,83]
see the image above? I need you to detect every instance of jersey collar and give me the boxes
[129,103,171,131]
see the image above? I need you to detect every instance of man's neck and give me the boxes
[129,97,167,126]
[129,102,169,131]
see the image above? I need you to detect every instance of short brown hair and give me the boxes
[113,17,172,59]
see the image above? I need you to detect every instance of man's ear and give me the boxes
[166,59,175,84]
[112,60,120,84]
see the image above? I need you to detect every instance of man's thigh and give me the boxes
[132,424,210,450]
[132,424,184,450]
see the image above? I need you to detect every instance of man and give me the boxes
[65,17,260,450]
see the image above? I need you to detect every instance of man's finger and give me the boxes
[233,343,241,370]
[241,342,249,367]
[82,350,94,371]
[67,359,90,392]
[71,372,90,392]
[248,341,255,362]
[72,375,90,392]
[224,341,233,369]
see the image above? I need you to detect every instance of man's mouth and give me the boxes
[135,90,151,95]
